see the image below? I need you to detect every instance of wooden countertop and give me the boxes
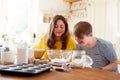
[0,68,120,80]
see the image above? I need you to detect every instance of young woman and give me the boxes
[73,21,118,72]
[32,15,76,59]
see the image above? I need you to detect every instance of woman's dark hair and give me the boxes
[47,15,70,49]
[73,21,92,38]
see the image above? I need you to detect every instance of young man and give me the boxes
[73,21,118,72]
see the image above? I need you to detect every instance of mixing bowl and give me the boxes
[47,50,73,63]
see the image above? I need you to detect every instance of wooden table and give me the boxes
[0,68,120,80]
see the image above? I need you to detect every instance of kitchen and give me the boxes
[0,0,120,79]
[0,0,120,56]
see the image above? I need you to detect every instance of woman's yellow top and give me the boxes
[32,34,76,59]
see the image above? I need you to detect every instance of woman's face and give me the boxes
[53,20,65,37]
[74,35,90,47]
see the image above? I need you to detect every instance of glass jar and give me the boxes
[72,50,93,68]
[2,38,17,65]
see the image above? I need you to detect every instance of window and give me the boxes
[0,0,28,41]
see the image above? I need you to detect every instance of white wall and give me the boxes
[39,0,69,11]
[92,0,106,39]
[0,0,8,36]
[69,0,119,43]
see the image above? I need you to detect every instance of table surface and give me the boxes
[0,67,120,80]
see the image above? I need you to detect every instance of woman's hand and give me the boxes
[28,57,35,63]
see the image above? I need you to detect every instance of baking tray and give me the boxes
[0,63,51,76]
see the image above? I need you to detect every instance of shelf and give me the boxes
[64,0,79,3]
[69,0,87,12]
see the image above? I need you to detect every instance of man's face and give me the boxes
[74,35,90,47]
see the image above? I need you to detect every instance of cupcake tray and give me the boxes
[0,63,51,76]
